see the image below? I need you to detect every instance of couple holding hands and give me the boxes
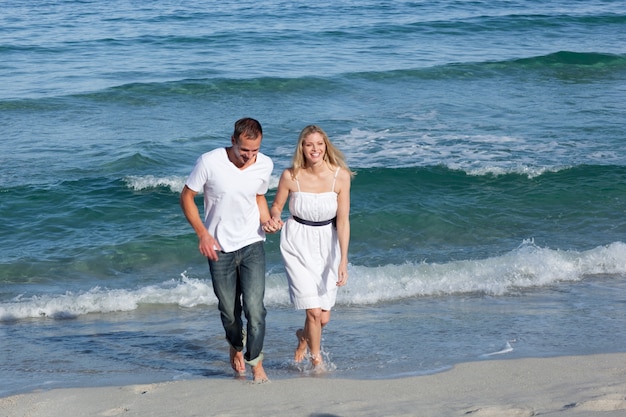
[180,118,354,382]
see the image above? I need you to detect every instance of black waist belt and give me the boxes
[292,216,336,227]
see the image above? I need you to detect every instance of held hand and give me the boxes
[262,217,284,234]
[198,233,221,261]
[272,216,284,230]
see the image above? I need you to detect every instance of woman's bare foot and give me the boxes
[310,353,323,368]
[251,361,269,383]
[230,346,246,375]
[294,329,307,362]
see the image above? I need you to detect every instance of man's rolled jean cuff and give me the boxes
[245,352,264,367]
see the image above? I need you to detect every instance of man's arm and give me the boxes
[257,194,271,224]
[180,185,221,260]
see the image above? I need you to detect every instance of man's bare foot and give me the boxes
[230,346,246,375]
[294,328,307,362]
[251,361,269,383]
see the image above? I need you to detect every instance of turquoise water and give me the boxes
[1,0,625,396]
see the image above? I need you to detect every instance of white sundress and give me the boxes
[280,169,340,310]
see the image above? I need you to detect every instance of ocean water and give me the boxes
[2,0,626,397]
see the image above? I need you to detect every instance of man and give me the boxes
[180,117,277,382]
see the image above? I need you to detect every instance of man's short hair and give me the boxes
[233,117,262,141]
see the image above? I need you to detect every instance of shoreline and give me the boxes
[2,353,625,417]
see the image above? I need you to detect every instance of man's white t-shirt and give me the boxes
[185,148,273,253]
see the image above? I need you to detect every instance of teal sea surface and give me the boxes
[1,0,625,396]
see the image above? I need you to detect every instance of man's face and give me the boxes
[231,133,262,168]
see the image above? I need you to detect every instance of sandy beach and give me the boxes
[2,353,625,417]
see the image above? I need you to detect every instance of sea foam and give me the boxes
[2,241,625,321]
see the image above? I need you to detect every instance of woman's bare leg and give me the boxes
[320,309,330,328]
[294,327,308,362]
[304,308,323,366]
[295,308,332,367]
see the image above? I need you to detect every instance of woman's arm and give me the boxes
[269,170,292,221]
[335,168,351,286]
[264,169,291,232]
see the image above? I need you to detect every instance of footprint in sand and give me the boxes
[100,407,129,416]
[126,383,159,395]
[573,394,626,412]
[463,406,535,417]
[99,384,160,415]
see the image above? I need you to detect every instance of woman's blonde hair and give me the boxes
[291,125,355,179]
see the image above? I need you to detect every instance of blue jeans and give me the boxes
[208,241,266,366]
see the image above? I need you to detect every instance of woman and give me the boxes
[267,125,354,369]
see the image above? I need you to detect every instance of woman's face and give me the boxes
[302,132,326,165]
